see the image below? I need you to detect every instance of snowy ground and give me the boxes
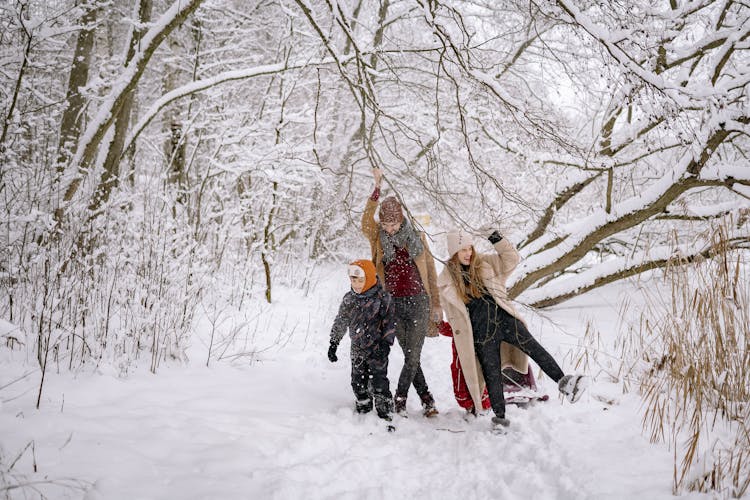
[0,268,714,500]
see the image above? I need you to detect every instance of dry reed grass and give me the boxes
[617,222,749,497]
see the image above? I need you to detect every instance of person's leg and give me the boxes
[407,295,431,398]
[497,311,564,383]
[394,295,430,399]
[392,299,409,411]
[495,309,589,402]
[473,331,506,418]
[350,347,372,412]
[369,346,393,419]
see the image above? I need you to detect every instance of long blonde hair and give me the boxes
[446,246,486,304]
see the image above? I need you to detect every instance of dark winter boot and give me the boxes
[355,397,373,414]
[374,392,394,420]
[491,416,510,434]
[558,374,589,403]
[379,413,396,433]
[377,410,393,422]
[420,392,439,418]
[394,395,407,416]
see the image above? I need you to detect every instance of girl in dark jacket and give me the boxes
[328,259,397,421]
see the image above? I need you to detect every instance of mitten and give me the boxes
[475,222,504,243]
[327,341,338,362]
[487,230,503,244]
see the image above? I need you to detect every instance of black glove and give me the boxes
[488,230,503,244]
[327,341,338,362]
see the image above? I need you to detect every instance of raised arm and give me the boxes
[488,231,521,276]
[361,167,382,240]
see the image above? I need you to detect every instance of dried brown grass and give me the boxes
[618,223,749,497]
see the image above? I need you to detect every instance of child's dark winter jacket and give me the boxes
[330,279,396,418]
[330,281,396,353]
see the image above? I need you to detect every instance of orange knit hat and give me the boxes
[348,259,377,293]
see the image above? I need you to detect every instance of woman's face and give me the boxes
[381,220,401,235]
[457,246,473,266]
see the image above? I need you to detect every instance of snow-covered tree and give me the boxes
[1,0,748,373]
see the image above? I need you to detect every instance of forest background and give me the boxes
[0,0,748,497]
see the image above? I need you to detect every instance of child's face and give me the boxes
[349,275,366,293]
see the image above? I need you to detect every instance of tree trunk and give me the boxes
[56,0,204,225]
[55,1,98,175]
[88,0,153,215]
[0,6,32,153]
[163,18,202,205]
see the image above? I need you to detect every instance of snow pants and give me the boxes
[393,294,431,400]
[351,344,393,417]
[472,306,564,418]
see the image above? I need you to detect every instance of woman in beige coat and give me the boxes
[437,229,587,431]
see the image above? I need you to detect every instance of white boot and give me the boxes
[558,375,589,403]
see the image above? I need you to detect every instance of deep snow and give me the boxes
[0,268,715,500]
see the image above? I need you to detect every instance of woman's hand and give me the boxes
[430,304,443,323]
[476,223,503,243]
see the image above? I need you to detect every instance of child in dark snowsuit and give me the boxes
[328,259,396,421]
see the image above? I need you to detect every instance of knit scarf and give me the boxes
[380,219,424,264]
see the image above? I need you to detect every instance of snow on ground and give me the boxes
[0,267,714,500]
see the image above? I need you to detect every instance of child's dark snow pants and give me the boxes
[351,344,393,417]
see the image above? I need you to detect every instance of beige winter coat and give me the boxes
[437,238,529,410]
[361,197,442,335]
